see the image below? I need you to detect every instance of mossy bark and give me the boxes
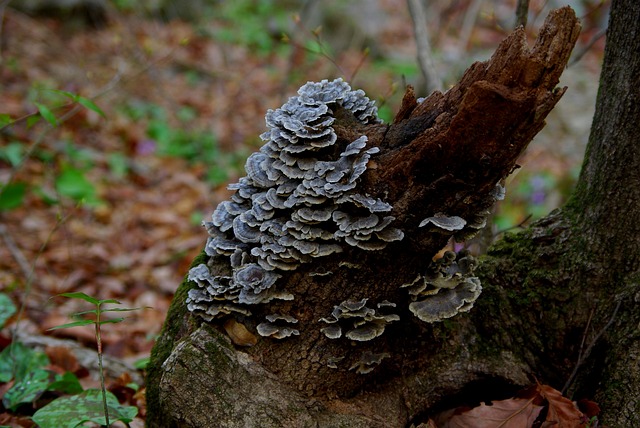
[146,4,640,426]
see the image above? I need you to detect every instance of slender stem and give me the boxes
[515,0,530,28]
[95,305,110,427]
[406,0,442,94]
[562,299,622,395]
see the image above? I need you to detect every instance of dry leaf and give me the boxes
[576,398,600,418]
[0,412,34,428]
[45,345,86,376]
[538,384,585,427]
[433,383,591,428]
[437,396,544,427]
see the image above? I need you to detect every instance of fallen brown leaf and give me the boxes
[576,398,600,418]
[0,412,34,428]
[437,396,544,427]
[45,345,87,377]
[432,383,592,428]
[538,384,585,427]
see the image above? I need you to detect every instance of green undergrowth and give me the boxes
[0,88,246,217]
[119,101,247,187]
[0,292,144,427]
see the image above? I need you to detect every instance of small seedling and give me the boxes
[46,292,147,427]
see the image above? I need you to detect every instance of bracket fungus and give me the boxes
[418,182,506,241]
[187,79,404,321]
[349,351,391,374]
[257,314,300,339]
[403,251,482,323]
[419,214,467,231]
[319,298,400,341]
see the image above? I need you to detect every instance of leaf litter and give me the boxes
[430,383,595,428]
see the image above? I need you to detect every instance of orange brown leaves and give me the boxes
[431,383,596,428]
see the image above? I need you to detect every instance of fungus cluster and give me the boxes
[349,351,390,374]
[405,182,506,323]
[402,250,481,323]
[256,314,299,339]
[319,298,400,341]
[187,79,403,321]
[419,183,505,240]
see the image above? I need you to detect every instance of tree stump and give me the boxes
[146,8,581,427]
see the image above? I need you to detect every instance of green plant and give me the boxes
[1,88,107,212]
[0,282,143,426]
[121,100,246,186]
[0,293,16,328]
[0,293,84,413]
[211,0,291,56]
[32,389,137,428]
[41,292,146,427]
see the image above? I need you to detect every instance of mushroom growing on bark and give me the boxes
[186,79,404,321]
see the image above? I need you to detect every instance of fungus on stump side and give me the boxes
[187,78,493,338]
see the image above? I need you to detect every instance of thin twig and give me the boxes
[515,0,530,28]
[569,27,607,67]
[458,0,482,52]
[406,0,442,94]
[95,304,110,427]
[0,0,10,57]
[578,305,597,360]
[0,224,32,280]
[494,213,533,237]
[562,299,623,395]
[9,211,69,377]
[348,48,370,84]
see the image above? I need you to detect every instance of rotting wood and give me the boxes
[146,7,580,427]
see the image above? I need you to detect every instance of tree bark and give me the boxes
[144,5,640,426]
[564,0,640,423]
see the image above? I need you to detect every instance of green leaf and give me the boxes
[47,371,84,394]
[133,356,150,370]
[96,298,121,305]
[0,142,24,166]
[0,182,27,211]
[32,389,138,428]
[54,168,97,202]
[70,309,99,317]
[0,113,12,127]
[26,115,41,129]
[34,102,58,127]
[2,368,53,411]
[77,96,106,118]
[57,292,101,305]
[48,89,78,102]
[47,90,106,117]
[48,319,95,330]
[0,293,17,329]
[108,152,128,178]
[97,317,125,325]
[0,342,49,383]
[100,306,147,313]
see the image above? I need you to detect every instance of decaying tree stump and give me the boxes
[146,8,580,427]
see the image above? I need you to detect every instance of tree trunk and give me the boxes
[145,4,639,426]
[563,0,640,423]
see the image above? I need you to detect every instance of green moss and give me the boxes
[145,250,208,427]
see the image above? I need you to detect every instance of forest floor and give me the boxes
[0,1,606,426]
